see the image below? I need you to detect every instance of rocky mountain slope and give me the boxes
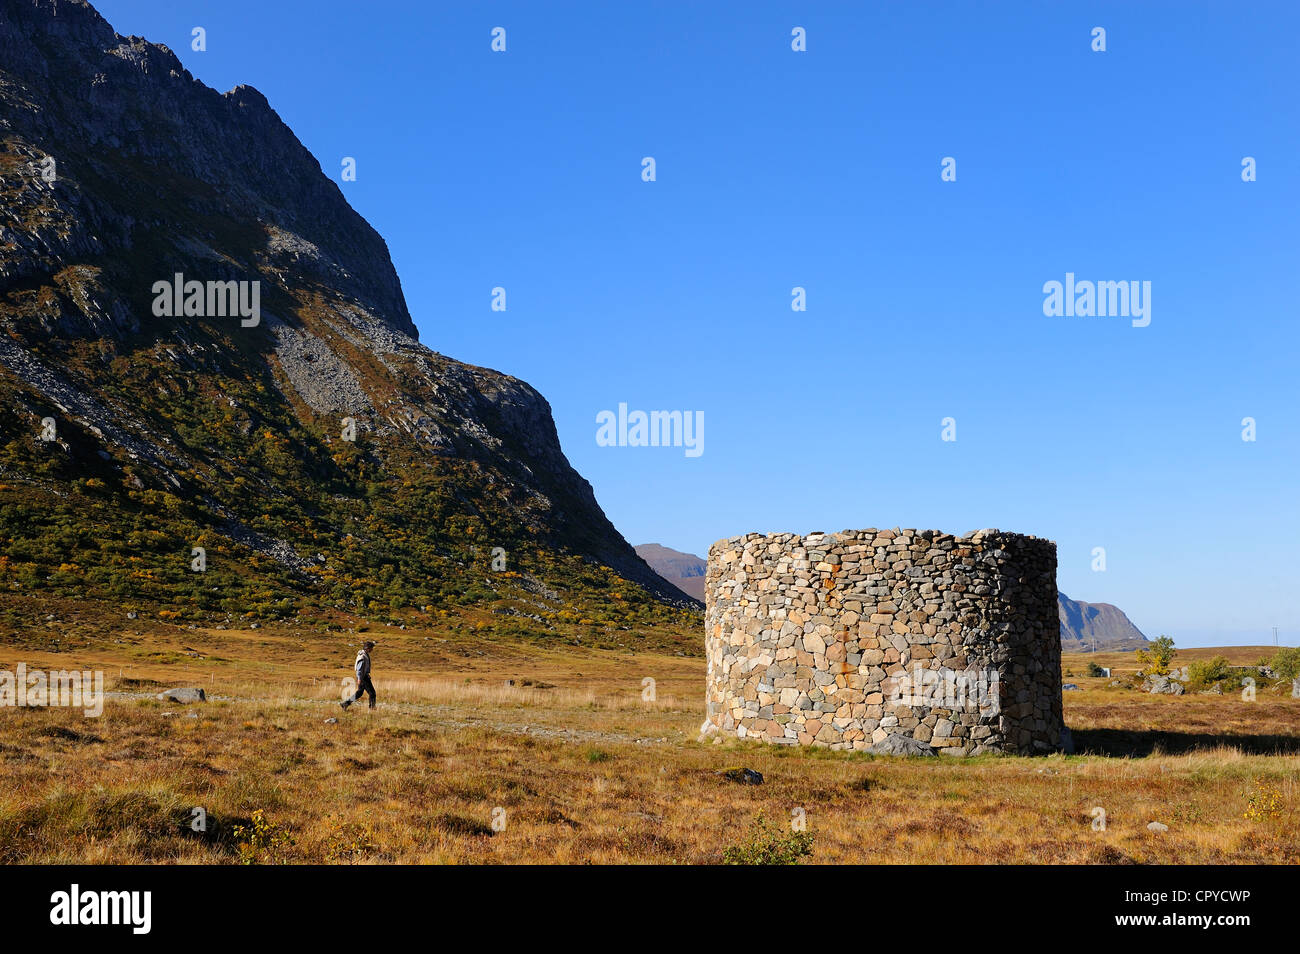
[0,0,693,635]
[634,544,705,602]
[1057,591,1149,652]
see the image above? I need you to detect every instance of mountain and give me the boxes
[0,0,694,637]
[633,544,705,603]
[1058,591,1149,652]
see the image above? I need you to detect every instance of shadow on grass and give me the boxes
[1074,728,1300,757]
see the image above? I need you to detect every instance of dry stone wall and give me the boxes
[703,528,1062,755]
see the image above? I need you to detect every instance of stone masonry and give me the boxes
[703,528,1062,755]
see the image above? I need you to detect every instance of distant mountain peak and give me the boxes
[634,544,705,603]
[1058,591,1149,652]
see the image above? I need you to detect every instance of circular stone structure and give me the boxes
[703,528,1063,755]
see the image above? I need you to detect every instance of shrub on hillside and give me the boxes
[1269,647,1300,681]
[1186,655,1234,692]
[1136,635,1176,676]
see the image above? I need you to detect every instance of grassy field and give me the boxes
[1,625,1297,864]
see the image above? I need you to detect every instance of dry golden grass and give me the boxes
[0,629,1296,864]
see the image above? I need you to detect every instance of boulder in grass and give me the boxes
[717,767,764,785]
[1142,674,1168,693]
[1142,674,1185,695]
[156,687,206,703]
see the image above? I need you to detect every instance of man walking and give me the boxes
[341,640,376,710]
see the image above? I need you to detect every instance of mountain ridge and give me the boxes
[633,543,705,602]
[1057,590,1149,652]
[0,0,695,638]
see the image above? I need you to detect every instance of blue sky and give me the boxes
[94,1,1298,647]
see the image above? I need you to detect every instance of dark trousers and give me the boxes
[351,674,376,708]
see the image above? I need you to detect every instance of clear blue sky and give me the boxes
[94,1,1298,647]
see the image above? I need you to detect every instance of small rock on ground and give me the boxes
[156,687,206,703]
[717,767,764,785]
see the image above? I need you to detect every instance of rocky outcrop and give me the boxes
[1142,674,1185,695]
[0,1,412,332]
[0,0,689,614]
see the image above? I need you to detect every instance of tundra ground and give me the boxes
[1,625,1296,864]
